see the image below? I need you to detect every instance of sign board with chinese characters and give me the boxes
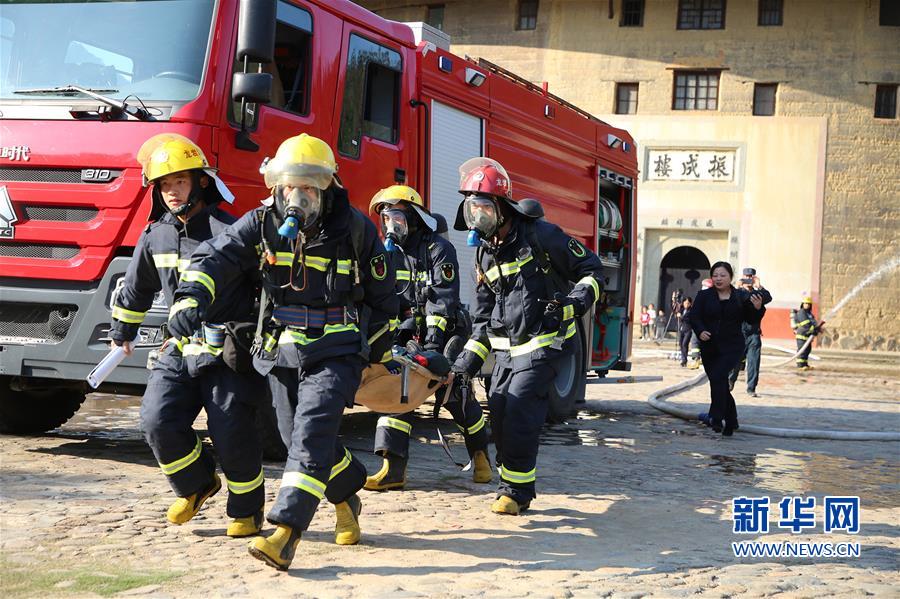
[648,149,735,182]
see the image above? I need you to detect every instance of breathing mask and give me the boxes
[463,194,501,243]
[381,208,410,252]
[274,184,323,239]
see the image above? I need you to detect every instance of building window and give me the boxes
[673,71,720,110]
[516,0,539,31]
[880,0,900,26]
[753,83,777,116]
[615,83,639,114]
[338,34,403,158]
[677,0,726,30]
[875,85,898,119]
[758,0,782,26]
[620,0,645,27]
[426,4,445,31]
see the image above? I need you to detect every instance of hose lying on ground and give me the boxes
[646,361,900,442]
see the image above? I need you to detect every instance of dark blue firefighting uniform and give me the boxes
[793,307,819,368]
[454,217,603,506]
[373,229,488,460]
[173,190,398,533]
[109,205,265,519]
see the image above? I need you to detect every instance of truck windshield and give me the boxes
[0,0,215,102]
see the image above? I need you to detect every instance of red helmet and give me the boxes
[458,157,512,199]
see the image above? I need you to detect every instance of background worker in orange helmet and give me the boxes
[363,185,492,492]
[110,134,266,539]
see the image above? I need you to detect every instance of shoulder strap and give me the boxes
[525,220,567,296]
[349,209,367,262]
[348,208,368,297]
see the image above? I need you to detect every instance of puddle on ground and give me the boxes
[51,392,144,441]
[539,410,642,450]
[683,448,899,509]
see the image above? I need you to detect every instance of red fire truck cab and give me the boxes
[0,0,636,433]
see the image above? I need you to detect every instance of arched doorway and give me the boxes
[659,246,710,330]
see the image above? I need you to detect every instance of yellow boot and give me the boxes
[334,494,362,545]
[166,475,221,525]
[491,495,530,516]
[248,524,301,571]
[227,510,263,538]
[472,450,493,484]
[364,455,407,491]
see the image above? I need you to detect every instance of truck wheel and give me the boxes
[0,376,86,434]
[547,320,587,423]
[255,391,287,462]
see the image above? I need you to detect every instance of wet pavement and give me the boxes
[1,349,898,597]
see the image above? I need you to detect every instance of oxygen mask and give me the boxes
[381,208,409,252]
[463,194,500,244]
[275,185,323,239]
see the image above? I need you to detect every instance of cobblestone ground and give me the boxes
[1,346,898,598]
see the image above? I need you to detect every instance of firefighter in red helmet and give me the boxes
[448,157,605,515]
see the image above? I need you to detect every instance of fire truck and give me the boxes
[0,0,636,435]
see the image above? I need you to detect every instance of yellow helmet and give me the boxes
[263,133,338,191]
[801,295,813,305]
[369,184,438,232]
[368,184,424,214]
[137,134,211,185]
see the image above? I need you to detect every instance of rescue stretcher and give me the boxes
[354,345,452,414]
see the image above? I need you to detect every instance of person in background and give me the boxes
[687,278,713,369]
[692,262,770,436]
[647,304,657,340]
[728,268,768,397]
[655,308,666,340]
[640,306,650,340]
[678,297,693,367]
[792,294,825,371]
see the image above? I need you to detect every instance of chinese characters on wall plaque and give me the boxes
[648,149,735,182]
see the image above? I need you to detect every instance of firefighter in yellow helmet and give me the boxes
[792,294,825,370]
[363,185,492,491]
[110,134,266,538]
[166,133,398,570]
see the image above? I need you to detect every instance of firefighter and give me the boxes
[166,134,398,570]
[448,157,604,515]
[363,185,491,491]
[108,134,265,537]
[793,294,824,370]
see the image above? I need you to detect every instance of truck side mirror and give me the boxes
[233,0,276,151]
[232,72,273,105]
[237,0,276,64]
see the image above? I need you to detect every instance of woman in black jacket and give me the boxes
[691,262,770,435]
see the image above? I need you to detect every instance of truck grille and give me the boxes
[0,302,78,344]
[0,167,121,184]
[19,205,99,222]
[0,242,80,259]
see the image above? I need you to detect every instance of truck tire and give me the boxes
[255,391,287,462]
[546,320,587,423]
[0,376,86,434]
